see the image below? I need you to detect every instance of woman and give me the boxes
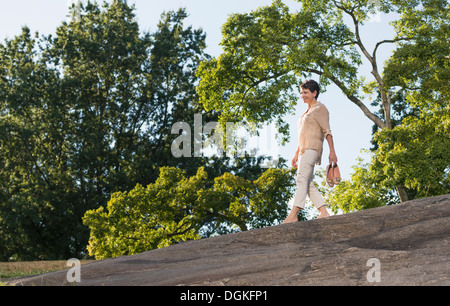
[283,80,338,224]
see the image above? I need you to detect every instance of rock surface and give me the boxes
[10,194,450,286]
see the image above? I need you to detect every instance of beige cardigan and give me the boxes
[297,102,332,165]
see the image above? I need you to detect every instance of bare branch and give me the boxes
[333,1,393,129]
[330,75,386,129]
[373,37,415,61]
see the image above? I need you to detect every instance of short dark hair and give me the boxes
[300,79,320,99]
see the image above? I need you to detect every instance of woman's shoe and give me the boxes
[326,163,334,187]
[332,163,341,185]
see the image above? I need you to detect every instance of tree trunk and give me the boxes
[396,185,410,203]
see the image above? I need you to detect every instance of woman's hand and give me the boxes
[326,135,338,164]
[329,151,338,165]
[292,155,299,168]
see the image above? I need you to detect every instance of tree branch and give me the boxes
[241,70,287,103]
[373,37,415,62]
[308,67,386,129]
[328,74,386,129]
[333,0,392,129]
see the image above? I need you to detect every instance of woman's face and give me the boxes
[300,88,317,104]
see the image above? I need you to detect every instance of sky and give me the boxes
[0,0,400,182]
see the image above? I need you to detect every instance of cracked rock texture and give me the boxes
[10,194,450,286]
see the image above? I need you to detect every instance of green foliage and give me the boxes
[83,167,203,259]
[196,0,364,143]
[326,156,399,214]
[1,0,448,261]
[373,108,450,199]
[372,0,450,200]
[0,26,87,261]
[197,0,448,138]
[196,0,449,209]
[0,0,294,261]
[0,1,211,261]
[83,167,296,259]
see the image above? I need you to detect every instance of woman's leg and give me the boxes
[283,150,317,224]
[317,206,330,219]
[308,181,330,219]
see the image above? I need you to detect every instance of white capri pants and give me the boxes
[292,150,326,209]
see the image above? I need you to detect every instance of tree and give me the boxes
[0,27,82,260]
[0,1,286,261]
[371,0,450,199]
[83,166,296,260]
[196,0,448,202]
[339,0,450,203]
[0,1,212,260]
[326,156,399,214]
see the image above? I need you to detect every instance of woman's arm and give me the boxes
[292,147,301,168]
[326,135,338,164]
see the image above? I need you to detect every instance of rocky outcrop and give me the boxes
[10,194,450,286]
